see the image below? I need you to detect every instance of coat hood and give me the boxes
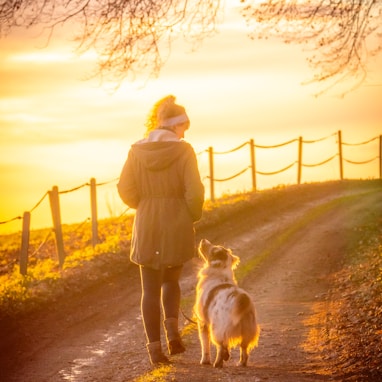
[131,130,190,171]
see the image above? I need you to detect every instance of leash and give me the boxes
[180,307,197,325]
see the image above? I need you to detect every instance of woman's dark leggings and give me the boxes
[139,265,183,343]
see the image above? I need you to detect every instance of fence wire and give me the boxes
[29,230,53,258]
[0,191,48,225]
[256,161,296,176]
[342,136,379,146]
[59,183,89,194]
[119,207,131,217]
[1,131,381,277]
[210,167,250,182]
[96,178,119,187]
[213,141,249,155]
[344,156,379,165]
[30,192,49,212]
[303,132,337,144]
[302,154,338,167]
[255,138,298,149]
[0,215,22,225]
[1,132,380,228]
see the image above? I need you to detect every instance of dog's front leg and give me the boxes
[198,322,211,365]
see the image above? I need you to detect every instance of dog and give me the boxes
[194,239,260,368]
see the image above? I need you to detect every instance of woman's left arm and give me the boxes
[183,147,205,222]
[117,150,140,209]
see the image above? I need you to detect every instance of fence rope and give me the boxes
[209,166,250,182]
[96,177,119,187]
[29,230,53,258]
[0,215,22,225]
[71,217,91,232]
[30,191,49,212]
[1,132,381,276]
[302,154,338,168]
[342,136,379,146]
[343,156,379,165]
[213,141,249,155]
[0,191,48,225]
[118,207,132,217]
[257,161,296,176]
[255,138,298,149]
[0,178,118,226]
[59,183,89,194]
[303,132,337,144]
[1,132,380,229]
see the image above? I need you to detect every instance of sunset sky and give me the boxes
[1,8,381,234]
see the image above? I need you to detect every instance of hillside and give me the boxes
[1,180,382,381]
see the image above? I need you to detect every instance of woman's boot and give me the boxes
[164,318,186,355]
[146,341,170,365]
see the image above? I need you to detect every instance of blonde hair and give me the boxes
[144,95,186,137]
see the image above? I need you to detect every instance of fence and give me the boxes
[205,131,382,201]
[1,177,119,275]
[1,130,381,275]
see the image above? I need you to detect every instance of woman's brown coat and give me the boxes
[117,136,204,269]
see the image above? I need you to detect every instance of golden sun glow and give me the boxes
[9,51,73,63]
[0,13,381,234]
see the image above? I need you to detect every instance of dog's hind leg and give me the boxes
[237,344,249,367]
[198,322,211,365]
[214,344,229,368]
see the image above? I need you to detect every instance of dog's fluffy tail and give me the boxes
[232,293,253,326]
[232,292,260,349]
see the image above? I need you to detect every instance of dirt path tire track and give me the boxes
[167,186,382,382]
[1,181,382,382]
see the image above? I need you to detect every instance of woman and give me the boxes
[117,95,205,365]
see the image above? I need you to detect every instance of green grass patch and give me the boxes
[236,192,365,281]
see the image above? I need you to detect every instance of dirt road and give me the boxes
[2,181,382,381]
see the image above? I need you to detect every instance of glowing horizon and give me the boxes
[0,12,381,235]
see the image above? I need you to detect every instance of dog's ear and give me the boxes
[198,239,210,262]
[199,239,211,247]
[230,251,240,270]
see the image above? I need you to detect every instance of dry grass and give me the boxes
[303,205,382,381]
[1,180,382,381]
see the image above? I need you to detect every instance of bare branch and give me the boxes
[1,0,381,92]
[1,0,223,86]
[241,0,382,94]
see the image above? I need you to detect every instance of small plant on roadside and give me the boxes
[0,269,30,313]
[134,364,174,382]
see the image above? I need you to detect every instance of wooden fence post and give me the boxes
[249,139,257,191]
[379,135,382,179]
[90,177,99,247]
[297,137,303,184]
[338,130,343,180]
[49,186,65,267]
[208,147,215,202]
[20,211,31,276]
